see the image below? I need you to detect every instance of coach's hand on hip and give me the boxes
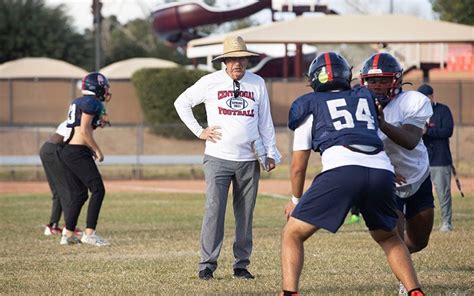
[200,126,222,143]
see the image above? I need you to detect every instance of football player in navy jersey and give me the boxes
[59,72,112,246]
[280,52,425,296]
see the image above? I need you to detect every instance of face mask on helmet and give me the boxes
[82,72,111,102]
[360,53,403,104]
[307,51,352,92]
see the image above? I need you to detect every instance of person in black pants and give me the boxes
[60,72,111,246]
[40,121,73,236]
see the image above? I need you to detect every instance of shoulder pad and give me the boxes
[288,92,316,131]
[81,96,103,115]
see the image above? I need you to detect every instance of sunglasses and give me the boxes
[233,80,240,98]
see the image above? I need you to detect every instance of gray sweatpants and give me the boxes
[430,166,453,225]
[199,155,260,272]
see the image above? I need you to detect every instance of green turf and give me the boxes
[0,192,472,295]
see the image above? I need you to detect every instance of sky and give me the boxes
[44,0,436,33]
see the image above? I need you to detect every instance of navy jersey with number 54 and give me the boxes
[288,86,382,153]
[66,96,104,129]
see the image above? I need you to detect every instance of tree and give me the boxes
[103,17,189,67]
[0,0,91,66]
[132,67,208,139]
[431,0,474,25]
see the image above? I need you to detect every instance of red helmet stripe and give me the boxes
[372,53,381,69]
[324,52,333,81]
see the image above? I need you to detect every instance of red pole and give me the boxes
[294,43,302,78]
[283,43,289,79]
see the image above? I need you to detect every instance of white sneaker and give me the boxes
[440,223,453,232]
[398,281,408,296]
[60,234,82,245]
[81,231,110,247]
[61,226,84,238]
[44,224,62,236]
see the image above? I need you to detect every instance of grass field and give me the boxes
[0,191,472,295]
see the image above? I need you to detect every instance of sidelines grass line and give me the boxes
[109,184,289,200]
[110,185,204,194]
[259,193,288,200]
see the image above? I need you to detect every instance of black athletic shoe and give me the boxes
[233,268,255,279]
[198,267,214,280]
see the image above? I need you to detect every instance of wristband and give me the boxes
[291,195,300,205]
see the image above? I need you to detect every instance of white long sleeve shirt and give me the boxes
[174,69,281,162]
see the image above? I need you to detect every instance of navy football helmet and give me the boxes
[82,72,110,102]
[360,53,403,103]
[307,51,352,92]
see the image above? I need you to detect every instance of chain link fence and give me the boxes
[1,78,473,179]
[1,123,473,180]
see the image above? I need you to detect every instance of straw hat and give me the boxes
[212,36,259,63]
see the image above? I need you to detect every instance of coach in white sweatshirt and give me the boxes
[174,36,281,280]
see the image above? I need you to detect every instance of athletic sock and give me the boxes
[281,290,299,296]
[408,288,425,296]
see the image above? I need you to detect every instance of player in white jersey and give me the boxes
[175,36,281,280]
[360,53,434,257]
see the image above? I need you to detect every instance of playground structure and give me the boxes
[152,0,272,45]
[151,1,474,80]
[152,0,335,45]
[151,1,335,77]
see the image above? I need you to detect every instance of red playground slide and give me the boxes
[152,0,272,45]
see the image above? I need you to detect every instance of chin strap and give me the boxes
[375,95,391,107]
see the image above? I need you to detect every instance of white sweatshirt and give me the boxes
[174,69,281,162]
